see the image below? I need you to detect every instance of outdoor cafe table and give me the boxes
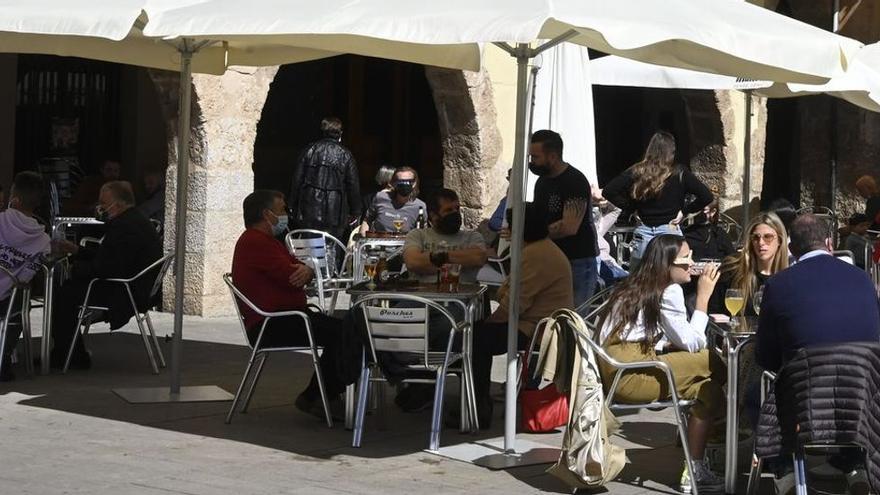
[707,316,758,495]
[346,280,487,433]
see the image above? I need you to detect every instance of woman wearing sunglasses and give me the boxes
[711,212,789,316]
[596,234,724,493]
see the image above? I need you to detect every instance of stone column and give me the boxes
[154,66,278,317]
[716,89,767,218]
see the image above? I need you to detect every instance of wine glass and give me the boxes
[725,288,744,329]
[364,256,379,289]
[753,286,764,316]
[392,216,405,234]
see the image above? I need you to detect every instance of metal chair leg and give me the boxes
[329,291,340,316]
[429,366,448,452]
[63,312,87,374]
[143,311,166,368]
[746,454,764,495]
[0,319,8,379]
[21,306,33,377]
[309,343,333,428]
[241,353,268,414]
[226,353,259,424]
[345,383,356,430]
[352,366,371,447]
[463,355,480,431]
[133,312,159,374]
[673,403,699,495]
[793,448,807,495]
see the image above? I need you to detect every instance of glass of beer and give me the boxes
[725,288,744,329]
[364,256,379,289]
[441,263,462,292]
[392,216,405,234]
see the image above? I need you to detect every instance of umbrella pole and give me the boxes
[742,90,752,229]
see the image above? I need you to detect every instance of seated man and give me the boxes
[231,190,345,419]
[51,181,162,369]
[757,213,880,493]
[394,188,488,411]
[0,172,52,380]
[471,203,573,428]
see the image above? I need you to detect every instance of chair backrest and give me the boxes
[286,230,350,280]
[142,252,175,299]
[351,293,462,369]
[0,265,24,323]
[222,273,260,349]
[833,250,855,265]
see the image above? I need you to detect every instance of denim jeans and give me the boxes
[630,224,683,271]
[571,257,598,313]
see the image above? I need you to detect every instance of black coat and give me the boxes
[755,343,880,493]
[72,208,163,329]
[289,138,361,233]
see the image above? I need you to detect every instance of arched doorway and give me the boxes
[253,55,444,204]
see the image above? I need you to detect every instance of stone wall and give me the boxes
[714,90,767,220]
[151,67,278,317]
[425,67,505,227]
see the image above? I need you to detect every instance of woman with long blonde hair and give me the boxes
[712,212,789,315]
[603,131,714,269]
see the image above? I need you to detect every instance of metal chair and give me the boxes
[833,249,855,265]
[222,273,333,427]
[0,266,32,378]
[285,230,353,315]
[350,293,469,452]
[476,252,509,287]
[63,252,175,374]
[580,308,701,495]
[798,206,839,245]
[718,212,743,245]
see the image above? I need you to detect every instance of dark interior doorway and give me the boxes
[253,55,443,202]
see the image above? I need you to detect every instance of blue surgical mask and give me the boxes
[271,213,289,236]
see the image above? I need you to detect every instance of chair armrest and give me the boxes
[79,236,103,248]
[259,309,312,320]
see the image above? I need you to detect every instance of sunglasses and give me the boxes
[751,233,778,243]
[673,251,694,266]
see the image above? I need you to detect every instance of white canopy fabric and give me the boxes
[142,0,862,82]
[529,43,597,197]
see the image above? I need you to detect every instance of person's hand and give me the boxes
[500,227,511,240]
[288,264,314,288]
[52,239,79,255]
[669,210,685,226]
[696,263,721,299]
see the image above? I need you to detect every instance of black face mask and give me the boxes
[434,211,462,235]
[95,205,110,222]
[528,162,551,177]
[394,181,414,197]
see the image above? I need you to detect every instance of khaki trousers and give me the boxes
[599,342,725,419]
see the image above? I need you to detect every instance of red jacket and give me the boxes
[231,228,307,330]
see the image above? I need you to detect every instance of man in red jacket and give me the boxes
[231,190,344,419]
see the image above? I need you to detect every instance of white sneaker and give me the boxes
[680,459,724,494]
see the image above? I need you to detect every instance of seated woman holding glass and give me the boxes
[710,212,789,318]
[596,234,724,493]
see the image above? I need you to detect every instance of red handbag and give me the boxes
[519,383,569,433]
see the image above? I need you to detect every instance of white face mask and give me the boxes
[270,211,289,236]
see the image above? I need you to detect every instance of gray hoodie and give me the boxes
[0,209,51,301]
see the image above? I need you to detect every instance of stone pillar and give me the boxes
[425,67,504,226]
[716,89,767,219]
[153,66,278,317]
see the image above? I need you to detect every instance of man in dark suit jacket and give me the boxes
[757,213,880,372]
[52,181,163,369]
[756,213,880,492]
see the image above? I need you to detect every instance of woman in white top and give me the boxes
[596,234,723,493]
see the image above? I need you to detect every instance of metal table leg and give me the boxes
[41,264,55,375]
[724,336,752,494]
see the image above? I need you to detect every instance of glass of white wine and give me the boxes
[725,288,745,329]
[364,256,379,289]
[753,286,764,316]
[392,216,405,234]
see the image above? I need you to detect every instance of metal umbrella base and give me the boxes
[432,437,560,470]
[113,385,234,404]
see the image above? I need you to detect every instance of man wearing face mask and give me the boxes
[51,181,162,369]
[360,166,427,236]
[289,117,361,241]
[529,129,599,309]
[231,190,347,419]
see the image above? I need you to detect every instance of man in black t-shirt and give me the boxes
[529,129,599,310]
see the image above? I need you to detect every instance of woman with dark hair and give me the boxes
[468,202,573,428]
[596,234,724,493]
[602,131,714,269]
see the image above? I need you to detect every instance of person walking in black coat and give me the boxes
[51,181,163,369]
[289,117,361,241]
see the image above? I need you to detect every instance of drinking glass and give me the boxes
[364,256,379,289]
[392,216,405,234]
[446,263,462,292]
[725,288,744,329]
[753,286,764,316]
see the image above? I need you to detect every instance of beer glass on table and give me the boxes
[364,256,379,289]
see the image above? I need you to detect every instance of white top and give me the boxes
[600,284,709,353]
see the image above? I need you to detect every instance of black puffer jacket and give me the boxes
[755,343,880,492]
[289,138,361,233]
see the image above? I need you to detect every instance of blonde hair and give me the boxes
[721,212,789,304]
[631,131,677,201]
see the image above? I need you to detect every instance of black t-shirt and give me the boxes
[602,166,713,227]
[865,195,880,228]
[533,164,598,260]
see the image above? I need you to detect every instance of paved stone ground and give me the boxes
[0,310,784,495]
